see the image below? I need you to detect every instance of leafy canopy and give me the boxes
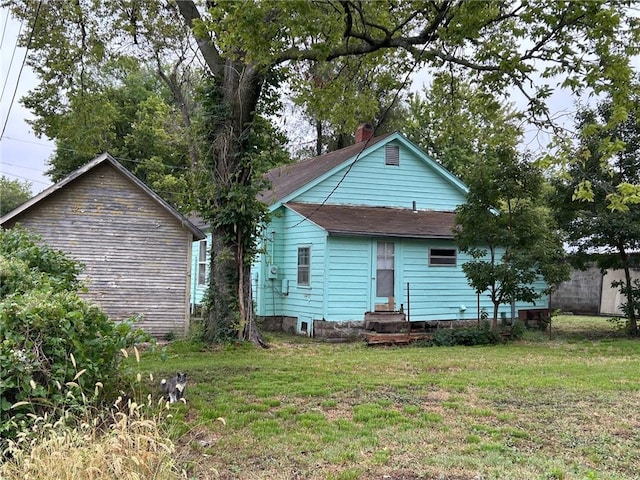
[550,89,640,334]
[455,147,569,328]
[0,177,32,216]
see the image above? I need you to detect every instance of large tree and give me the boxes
[290,55,409,157]
[26,59,197,211]
[8,0,639,344]
[551,92,640,335]
[404,70,522,182]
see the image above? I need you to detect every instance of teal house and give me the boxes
[190,218,210,311]
[192,126,548,337]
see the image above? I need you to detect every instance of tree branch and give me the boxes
[175,0,223,78]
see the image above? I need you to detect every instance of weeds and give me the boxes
[0,348,185,480]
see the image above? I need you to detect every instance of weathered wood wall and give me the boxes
[3,162,193,337]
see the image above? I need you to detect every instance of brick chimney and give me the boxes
[355,123,374,143]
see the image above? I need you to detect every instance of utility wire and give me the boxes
[285,15,447,231]
[2,136,191,171]
[0,171,49,185]
[0,17,23,103]
[1,0,42,140]
[0,8,10,51]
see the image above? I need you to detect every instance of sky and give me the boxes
[1,6,55,195]
[1,6,631,198]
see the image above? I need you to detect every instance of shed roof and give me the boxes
[1,153,205,240]
[285,202,456,239]
[259,132,394,206]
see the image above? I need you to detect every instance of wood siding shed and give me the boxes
[1,153,204,338]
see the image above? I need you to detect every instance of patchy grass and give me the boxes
[137,315,640,480]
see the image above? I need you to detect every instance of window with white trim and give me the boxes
[376,241,395,297]
[429,248,456,266]
[297,246,310,285]
[197,240,207,285]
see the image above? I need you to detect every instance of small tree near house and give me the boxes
[454,148,569,331]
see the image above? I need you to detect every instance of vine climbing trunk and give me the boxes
[198,57,269,346]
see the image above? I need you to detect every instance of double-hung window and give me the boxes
[297,246,310,286]
[197,240,207,285]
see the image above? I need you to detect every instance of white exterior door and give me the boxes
[373,241,395,311]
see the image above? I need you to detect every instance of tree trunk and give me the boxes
[177,0,268,346]
[618,247,640,337]
[204,232,238,342]
[200,58,269,346]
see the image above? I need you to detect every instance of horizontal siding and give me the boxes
[295,142,466,211]
[400,240,548,321]
[259,208,327,323]
[7,163,192,337]
[326,237,371,320]
[255,215,285,316]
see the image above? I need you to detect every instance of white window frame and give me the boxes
[297,246,311,286]
[197,240,208,285]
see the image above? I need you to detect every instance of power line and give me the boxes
[1,135,55,149]
[2,136,191,171]
[0,17,23,103]
[285,7,448,231]
[2,160,46,172]
[0,171,49,186]
[0,8,10,51]
[0,0,42,140]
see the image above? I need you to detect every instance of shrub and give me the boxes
[0,227,149,450]
[508,320,526,339]
[430,321,500,347]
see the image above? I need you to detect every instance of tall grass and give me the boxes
[0,347,184,480]
[3,316,638,479]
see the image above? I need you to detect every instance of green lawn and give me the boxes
[137,316,640,480]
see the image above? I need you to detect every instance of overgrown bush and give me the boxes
[0,227,149,450]
[508,319,526,339]
[430,321,500,347]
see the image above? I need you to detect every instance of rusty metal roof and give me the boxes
[259,132,394,205]
[285,202,456,239]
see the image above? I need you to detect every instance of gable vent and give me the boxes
[385,144,400,166]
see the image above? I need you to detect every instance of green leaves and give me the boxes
[455,148,569,328]
[0,177,31,217]
[0,227,150,448]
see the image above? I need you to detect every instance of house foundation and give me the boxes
[259,315,489,341]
